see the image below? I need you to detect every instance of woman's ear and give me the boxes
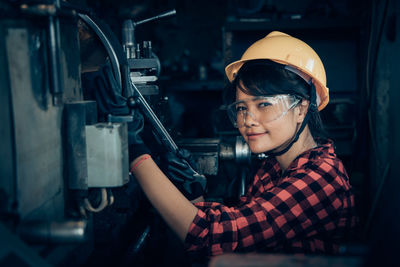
[296,99,309,123]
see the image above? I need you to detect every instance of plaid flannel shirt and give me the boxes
[184,139,356,256]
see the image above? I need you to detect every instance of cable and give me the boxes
[83,188,109,213]
[108,189,114,206]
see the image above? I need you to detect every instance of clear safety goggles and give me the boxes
[227,94,301,128]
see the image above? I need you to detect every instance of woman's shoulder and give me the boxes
[292,138,344,170]
[283,139,351,192]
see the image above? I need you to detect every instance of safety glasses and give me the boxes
[226,95,301,128]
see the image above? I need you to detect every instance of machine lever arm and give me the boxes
[135,9,176,26]
[129,82,178,154]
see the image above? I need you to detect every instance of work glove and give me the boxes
[81,61,129,121]
[128,108,151,163]
[160,149,207,200]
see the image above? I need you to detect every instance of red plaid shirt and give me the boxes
[184,139,356,256]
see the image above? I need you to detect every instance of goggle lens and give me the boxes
[227,95,300,128]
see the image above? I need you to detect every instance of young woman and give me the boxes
[129,31,356,256]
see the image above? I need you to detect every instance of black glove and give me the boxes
[128,109,151,163]
[161,149,207,200]
[81,61,129,121]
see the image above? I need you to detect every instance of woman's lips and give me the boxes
[247,133,266,140]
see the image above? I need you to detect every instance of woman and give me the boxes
[129,31,356,256]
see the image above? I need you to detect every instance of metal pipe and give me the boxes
[122,20,136,59]
[135,9,176,26]
[48,0,63,106]
[18,220,88,244]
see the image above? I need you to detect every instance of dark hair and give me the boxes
[224,59,326,139]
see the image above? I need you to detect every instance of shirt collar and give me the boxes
[262,138,336,176]
[285,138,336,173]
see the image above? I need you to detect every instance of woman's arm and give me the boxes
[184,162,353,255]
[131,155,199,241]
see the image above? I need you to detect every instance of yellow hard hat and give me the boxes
[225,31,329,111]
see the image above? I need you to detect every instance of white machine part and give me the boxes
[86,123,129,187]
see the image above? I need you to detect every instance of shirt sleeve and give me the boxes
[184,160,347,256]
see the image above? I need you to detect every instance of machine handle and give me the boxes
[135,9,176,25]
[129,82,179,153]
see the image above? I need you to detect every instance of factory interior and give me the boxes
[1,0,400,266]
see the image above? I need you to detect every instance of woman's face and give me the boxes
[236,88,302,154]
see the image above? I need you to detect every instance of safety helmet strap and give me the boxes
[264,84,317,157]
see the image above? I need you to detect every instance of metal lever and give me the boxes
[123,9,176,59]
[124,9,178,152]
[129,82,178,153]
[135,9,176,26]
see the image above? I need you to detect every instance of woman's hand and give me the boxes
[160,149,207,201]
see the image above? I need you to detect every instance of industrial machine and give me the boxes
[0,2,253,266]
